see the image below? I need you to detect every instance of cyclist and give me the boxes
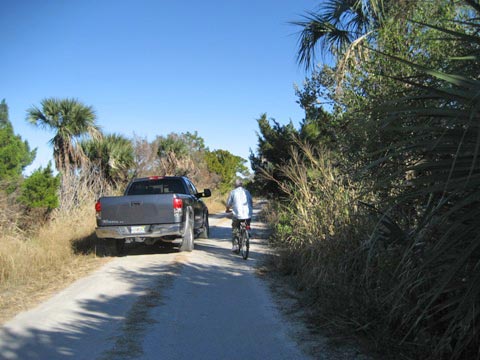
[225,178,253,252]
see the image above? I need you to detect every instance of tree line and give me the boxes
[0,98,248,228]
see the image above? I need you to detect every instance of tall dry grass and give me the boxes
[0,169,113,324]
[264,139,480,358]
[0,167,226,324]
[263,142,407,353]
[265,141,374,274]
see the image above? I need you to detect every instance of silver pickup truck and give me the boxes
[95,176,211,254]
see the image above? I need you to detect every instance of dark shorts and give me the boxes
[232,218,251,229]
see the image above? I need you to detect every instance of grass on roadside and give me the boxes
[0,190,227,325]
[0,204,109,324]
[262,143,399,357]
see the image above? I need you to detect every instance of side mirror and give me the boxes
[196,189,211,198]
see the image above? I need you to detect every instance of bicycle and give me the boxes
[233,219,250,260]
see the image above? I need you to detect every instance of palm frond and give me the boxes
[292,0,384,69]
[292,12,352,69]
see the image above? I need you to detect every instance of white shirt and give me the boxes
[226,186,253,220]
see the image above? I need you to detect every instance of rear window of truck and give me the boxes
[126,179,185,195]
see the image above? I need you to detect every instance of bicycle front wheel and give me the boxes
[240,230,249,260]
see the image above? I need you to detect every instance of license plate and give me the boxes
[130,226,146,234]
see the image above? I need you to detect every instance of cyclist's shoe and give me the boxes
[232,244,239,252]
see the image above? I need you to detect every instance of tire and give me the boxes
[180,208,194,252]
[116,239,126,256]
[233,235,240,254]
[102,238,120,257]
[198,212,209,239]
[240,230,249,260]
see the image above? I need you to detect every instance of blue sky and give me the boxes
[1,0,320,174]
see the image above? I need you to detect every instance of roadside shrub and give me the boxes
[267,136,480,357]
[265,142,407,353]
[0,167,111,323]
[19,163,59,211]
[0,183,24,234]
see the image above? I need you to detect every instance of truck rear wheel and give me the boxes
[180,208,194,252]
[102,238,121,256]
[198,211,209,239]
[116,239,125,256]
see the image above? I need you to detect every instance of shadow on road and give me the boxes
[0,213,275,360]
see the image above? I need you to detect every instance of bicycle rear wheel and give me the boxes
[240,230,249,260]
[233,235,240,254]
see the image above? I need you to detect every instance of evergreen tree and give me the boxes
[204,149,248,193]
[250,113,298,195]
[19,162,59,210]
[0,99,36,183]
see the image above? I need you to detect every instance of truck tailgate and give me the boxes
[99,194,176,226]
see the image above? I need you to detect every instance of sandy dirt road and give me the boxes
[0,206,311,360]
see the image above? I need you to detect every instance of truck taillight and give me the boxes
[95,201,102,212]
[173,197,183,209]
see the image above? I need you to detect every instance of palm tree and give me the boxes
[27,98,101,173]
[292,0,397,69]
[81,133,134,186]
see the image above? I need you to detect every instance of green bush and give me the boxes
[19,163,60,211]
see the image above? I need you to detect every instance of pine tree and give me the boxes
[0,99,36,184]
